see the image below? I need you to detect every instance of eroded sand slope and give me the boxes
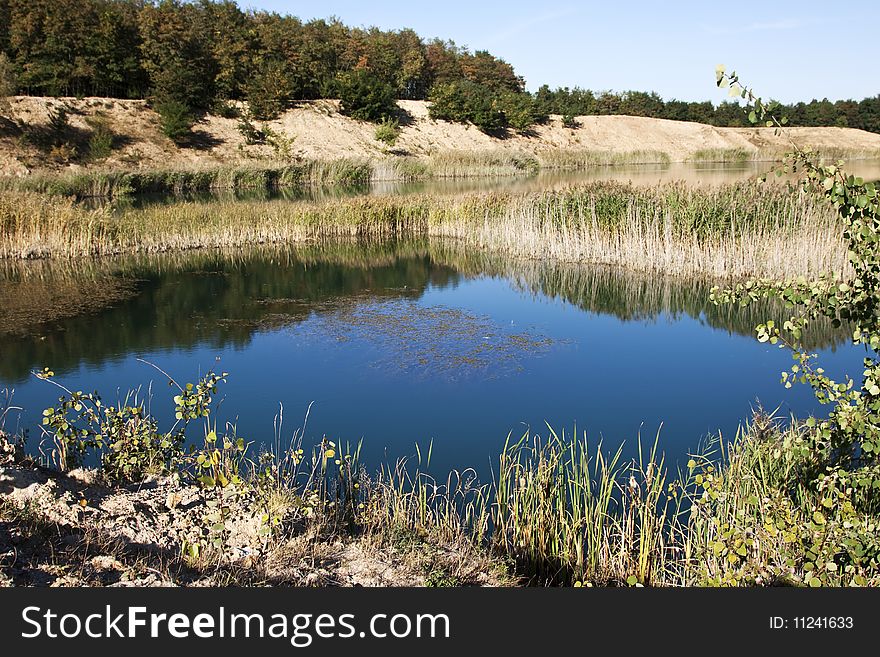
[2,96,879,176]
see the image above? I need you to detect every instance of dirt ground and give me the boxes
[2,96,879,177]
[0,435,510,587]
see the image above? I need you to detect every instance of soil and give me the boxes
[0,434,509,587]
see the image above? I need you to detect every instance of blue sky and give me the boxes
[243,1,879,103]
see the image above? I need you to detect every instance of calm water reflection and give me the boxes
[0,241,862,476]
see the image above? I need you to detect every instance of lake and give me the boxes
[0,240,862,478]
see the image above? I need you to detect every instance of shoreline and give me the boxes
[0,181,848,280]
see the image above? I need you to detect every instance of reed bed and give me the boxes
[423,150,540,178]
[688,148,754,163]
[0,160,378,199]
[535,149,671,169]
[2,144,877,202]
[0,181,846,279]
[358,429,669,585]
[434,183,847,279]
[355,412,880,586]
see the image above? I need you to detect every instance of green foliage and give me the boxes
[236,111,295,158]
[37,366,227,484]
[85,115,114,161]
[0,52,15,115]
[246,60,296,121]
[155,99,194,143]
[212,100,239,119]
[237,112,267,145]
[534,82,880,134]
[429,80,543,134]
[4,0,147,98]
[138,0,217,114]
[428,80,505,133]
[336,69,397,123]
[189,429,246,491]
[374,117,400,146]
[710,68,880,585]
[425,567,462,587]
[1,3,878,134]
[458,49,523,93]
[46,104,70,138]
[496,91,546,132]
[561,113,579,129]
[264,125,295,160]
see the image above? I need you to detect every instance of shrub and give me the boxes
[562,113,579,129]
[47,104,70,140]
[37,367,227,484]
[86,115,114,161]
[711,68,880,585]
[374,117,400,146]
[237,111,267,145]
[428,80,506,134]
[155,99,194,143]
[264,125,295,159]
[497,91,546,132]
[213,100,240,119]
[48,142,76,164]
[336,69,397,123]
[0,52,16,118]
[246,60,296,121]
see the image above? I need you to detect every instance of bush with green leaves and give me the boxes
[496,91,546,132]
[37,366,227,484]
[428,80,543,134]
[0,52,16,118]
[213,100,240,119]
[428,80,505,134]
[155,99,194,143]
[374,117,400,146]
[562,113,579,129]
[47,104,71,141]
[237,111,267,145]
[709,67,880,585]
[85,115,114,161]
[336,69,398,123]
[246,60,296,121]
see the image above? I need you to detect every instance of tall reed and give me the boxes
[0,181,846,279]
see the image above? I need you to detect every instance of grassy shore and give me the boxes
[3,406,876,587]
[0,181,846,279]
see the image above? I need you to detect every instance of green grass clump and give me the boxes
[536,149,671,169]
[688,148,753,163]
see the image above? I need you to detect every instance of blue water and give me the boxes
[0,244,862,478]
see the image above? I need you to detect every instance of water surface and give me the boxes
[0,242,862,477]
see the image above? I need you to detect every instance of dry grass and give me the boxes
[433,183,846,278]
[0,181,846,279]
[535,149,671,169]
[421,150,540,178]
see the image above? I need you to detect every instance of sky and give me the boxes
[243,1,879,103]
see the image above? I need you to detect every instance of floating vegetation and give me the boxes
[0,240,853,383]
[290,298,559,381]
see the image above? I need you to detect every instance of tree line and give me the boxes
[0,0,877,136]
[533,87,880,134]
[0,1,520,111]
